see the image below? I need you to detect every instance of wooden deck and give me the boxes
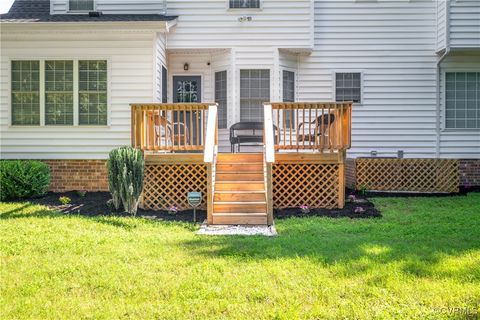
[131,102,353,225]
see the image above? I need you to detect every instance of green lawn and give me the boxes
[1,194,479,319]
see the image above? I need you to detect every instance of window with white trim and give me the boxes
[45,60,74,125]
[282,70,295,127]
[335,72,361,103]
[240,69,270,122]
[215,70,228,129]
[445,72,479,129]
[79,60,108,125]
[230,0,260,9]
[11,61,40,125]
[10,60,107,126]
[69,0,94,11]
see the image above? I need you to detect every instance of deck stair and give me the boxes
[213,153,268,225]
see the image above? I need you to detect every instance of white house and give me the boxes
[1,0,479,195]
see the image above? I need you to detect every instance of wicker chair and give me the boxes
[296,113,335,147]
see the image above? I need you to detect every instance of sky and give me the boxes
[0,0,15,14]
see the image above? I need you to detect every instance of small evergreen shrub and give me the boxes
[59,196,71,205]
[107,146,144,215]
[0,160,50,201]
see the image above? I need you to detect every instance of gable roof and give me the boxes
[0,0,177,23]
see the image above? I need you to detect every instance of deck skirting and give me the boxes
[141,154,208,211]
[354,158,459,193]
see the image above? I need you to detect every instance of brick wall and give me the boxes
[459,159,480,187]
[43,160,108,192]
[345,158,356,189]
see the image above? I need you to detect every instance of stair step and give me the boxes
[212,213,268,225]
[214,202,267,213]
[215,182,265,191]
[216,163,263,172]
[216,172,264,181]
[217,153,263,162]
[214,191,265,202]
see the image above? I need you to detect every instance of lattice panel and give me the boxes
[273,164,340,209]
[142,164,208,210]
[356,158,459,193]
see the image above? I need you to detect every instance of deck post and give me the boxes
[206,163,213,224]
[338,149,346,209]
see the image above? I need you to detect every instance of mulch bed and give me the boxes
[29,191,206,223]
[29,190,382,222]
[275,192,381,219]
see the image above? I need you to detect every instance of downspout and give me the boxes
[435,0,451,158]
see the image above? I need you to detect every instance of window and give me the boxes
[335,72,361,103]
[215,71,228,129]
[162,66,167,103]
[69,0,94,11]
[445,72,479,129]
[230,0,260,9]
[11,60,108,126]
[240,69,270,122]
[11,61,40,125]
[79,60,108,125]
[45,61,74,125]
[282,70,295,127]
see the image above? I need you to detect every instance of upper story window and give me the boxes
[229,0,260,9]
[445,72,479,129]
[69,0,94,12]
[335,72,361,104]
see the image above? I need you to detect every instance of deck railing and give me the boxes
[131,103,216,152]
[267,102,352,152]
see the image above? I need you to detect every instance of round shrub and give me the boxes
[0,160,50,201]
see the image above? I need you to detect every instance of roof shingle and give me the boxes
[1,0,177,23]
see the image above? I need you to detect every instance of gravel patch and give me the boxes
[197,221,277,236]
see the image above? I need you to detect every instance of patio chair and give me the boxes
[296,113,335,147]
[153,114,190,148]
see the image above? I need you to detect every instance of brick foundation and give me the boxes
[459,159,480,187]
[43,160,108,192]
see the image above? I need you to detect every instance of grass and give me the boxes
[1,194,479,319]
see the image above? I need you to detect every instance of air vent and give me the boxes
[88,11,102,17]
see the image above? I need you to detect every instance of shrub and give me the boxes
[76,190,87,198]
[59,196,71,205]
[0,160,50,201]
[107,146,144,215]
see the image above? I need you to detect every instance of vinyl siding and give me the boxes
[298,0,439,158]
[0,25,160,159]
[449,0,480,48]
[166,0,312,50]
[51,0,166,14]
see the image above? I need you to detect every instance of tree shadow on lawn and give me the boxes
[0,202,198,232]
[0,203,138,230]
[181,214,480,282]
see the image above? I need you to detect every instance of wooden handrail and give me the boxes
[203,104,218,225]
[268,102,353,152]
[263,104,275,163]
[204,104,218,163]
